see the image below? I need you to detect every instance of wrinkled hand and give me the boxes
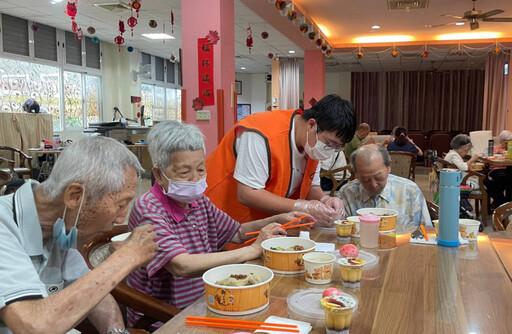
[320,196,346,221]
[121,224,158,268]
[367,137,376,144]
[250,223,286,257]
[293,199,337,228]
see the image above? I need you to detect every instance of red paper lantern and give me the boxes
[65,2,77,19]
[422,50,429,58]
[114,35,125,52]
[127,16,137,36]
[131,0,141,18]
[119,20,126,35]
[275,0,286,11]
[391,50,398,57]
[326,50,333,57]
[246,27,253,53]
[299,23,308,35]
[71,20,78,33]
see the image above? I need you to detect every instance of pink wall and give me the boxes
[304,50,325,109]
[181,0,235,155]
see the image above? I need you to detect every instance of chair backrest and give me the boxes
[0,146,33,180]
[407,133,426,152]
[426,200,439,220]
[80,225,180,329]
[469,130,492,156]
[428,133,451,156]
[493,202,512,231]
[320,165,354,196]
[389,151,416,181]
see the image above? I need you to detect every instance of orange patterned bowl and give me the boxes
[261,237,316,274]
[356,208,398,231]
[202,264,273,315]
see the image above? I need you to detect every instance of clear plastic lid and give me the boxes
[287,288,358,320]
[357,250,379,268]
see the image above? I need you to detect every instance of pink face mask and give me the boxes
[160,170,208,204]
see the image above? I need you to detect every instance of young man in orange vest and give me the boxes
[205,94,357,227]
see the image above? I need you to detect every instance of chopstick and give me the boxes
[185,320,300,333]
[245,214,309,236]
[185,316,298,328]
[243,236,258,245]
[282,222,315,230]
[420,225,429,241]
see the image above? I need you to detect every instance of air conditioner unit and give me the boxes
[387,0,428,10]
[93,1,132,12]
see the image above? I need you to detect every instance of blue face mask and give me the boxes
[53,185,85,249]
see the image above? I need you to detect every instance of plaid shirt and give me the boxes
[338,174,432,227]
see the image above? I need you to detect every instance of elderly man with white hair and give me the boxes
[338,144,431,227]
[0,137,157,334]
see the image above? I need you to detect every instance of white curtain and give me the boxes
[483,53,509,135]
[279,58,300,110]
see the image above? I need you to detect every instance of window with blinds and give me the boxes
[166,60,175,84]
[85,37,100,69]
[155,56,164,82]
[1,14,29,56]
[34,23,57,61]
[65,31,82,66]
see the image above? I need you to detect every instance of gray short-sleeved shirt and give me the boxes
[0,181,89,333]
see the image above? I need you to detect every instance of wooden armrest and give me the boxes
[0,157,16,172]
[112,282,181,323]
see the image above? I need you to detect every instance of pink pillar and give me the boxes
[304,50,325,108]
[181,0,235,155]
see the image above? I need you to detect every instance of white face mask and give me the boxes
[304,126,336,161]
[160,169,208,204]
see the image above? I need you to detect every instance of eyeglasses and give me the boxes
[323,142,344,152]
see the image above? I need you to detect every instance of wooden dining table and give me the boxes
[154,229,512,334]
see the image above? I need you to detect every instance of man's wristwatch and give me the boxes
[107,329,130,334]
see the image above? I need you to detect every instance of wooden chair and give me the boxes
[492,201,512,231]
[437,157,489,226]
[389,151,416,181]
[320,165,354,196]
[428,133,451,156]
[0,146,33,181]
[81,225,181,331]
[426,200,439,220]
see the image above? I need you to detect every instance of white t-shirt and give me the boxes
[320,151,350,180]
[233,119,320,198]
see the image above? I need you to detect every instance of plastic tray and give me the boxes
[287,288,358,321]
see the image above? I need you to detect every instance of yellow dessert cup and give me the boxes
[321,295,357,334]
[338,257,366,288]
[334,220,354,241]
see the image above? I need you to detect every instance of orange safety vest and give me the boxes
[205,109,318,223]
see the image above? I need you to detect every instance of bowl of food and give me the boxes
[202,264,273,315]
[459,219,480,241]
[346,216,360,237]
[261,237,316,274]
[356,208,398,231]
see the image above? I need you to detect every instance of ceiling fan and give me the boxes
[427,0,512,30]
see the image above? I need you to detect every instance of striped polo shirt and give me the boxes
[126,182,240,327]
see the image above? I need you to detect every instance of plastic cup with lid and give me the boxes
[359,214,380,248]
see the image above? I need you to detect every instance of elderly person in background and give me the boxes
[126,120,314,329]
[485,130,512,207]
[338,144,431,227]
[386,127,423,156]
[0,137,157,334]
[444,134,480,188]
[344,122,375,158]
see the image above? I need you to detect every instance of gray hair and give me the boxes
[36,136,142,204]
[450,134,472,149]
[350,144,390,173]
[147,120,205,169]
[498,130,512,144]
[358,123,370,131]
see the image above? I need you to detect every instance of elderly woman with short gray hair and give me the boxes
[125,120,314,329]
[444,134,480,173]
[485,130,512,207]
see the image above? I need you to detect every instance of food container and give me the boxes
[358,250,379,280]
[321,295,357,334]
[338,257,366,288]
[261,237,316,274]
[378,229,397,250]
[356,208,398,231]
[359,214,380,248]
[346,216,360,237]
[202,264,273,315]
[111,232,131,242]
[334,220,354,242]
[432,220,439,237]
[459,219,480,241]
[303,252,336,284]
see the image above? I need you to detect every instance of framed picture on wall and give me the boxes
[235,80,242,95]
[237,104,251,121]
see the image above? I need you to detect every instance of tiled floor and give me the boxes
[129,167,493,231]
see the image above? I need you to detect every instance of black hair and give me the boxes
[302,94,357,144]
[394,127,408,146]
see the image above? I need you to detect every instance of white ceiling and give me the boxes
[0,0,506,73]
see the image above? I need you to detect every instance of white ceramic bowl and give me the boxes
[202,264,273,315]
[261,237,316,274]
[111,232,131,242]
